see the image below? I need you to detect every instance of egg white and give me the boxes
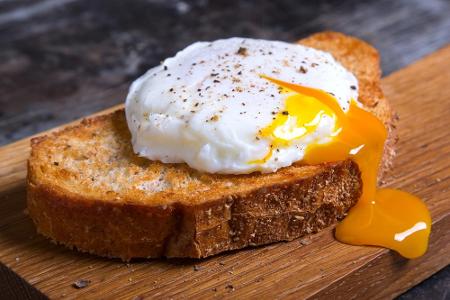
[125,38,358,174]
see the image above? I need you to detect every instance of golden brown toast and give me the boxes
[27,32,396,260]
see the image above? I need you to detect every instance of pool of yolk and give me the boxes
[258,76,431,259]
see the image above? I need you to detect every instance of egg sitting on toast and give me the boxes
[24,33,432,262]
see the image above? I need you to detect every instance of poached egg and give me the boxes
[125,38,358,174]
[125,37,431,259]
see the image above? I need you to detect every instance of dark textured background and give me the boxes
[0,0,449,298]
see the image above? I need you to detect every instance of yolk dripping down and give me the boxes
[258,75,431,259]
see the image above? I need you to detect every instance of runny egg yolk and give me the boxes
[258,75,431,259]
[251,87,336,164]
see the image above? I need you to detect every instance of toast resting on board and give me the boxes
[27,32,396,260]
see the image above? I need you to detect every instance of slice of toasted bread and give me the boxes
[27,32,395,260]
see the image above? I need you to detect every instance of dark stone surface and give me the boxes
[0,0,449,298]
[397,265,449,300]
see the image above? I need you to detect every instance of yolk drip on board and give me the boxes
[257,75,431,259]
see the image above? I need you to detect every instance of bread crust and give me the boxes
[27,32,395,260]
[28,158,361,259]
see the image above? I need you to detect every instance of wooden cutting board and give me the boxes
[0,45,449,300]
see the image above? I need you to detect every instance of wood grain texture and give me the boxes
[0,45,449,299]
